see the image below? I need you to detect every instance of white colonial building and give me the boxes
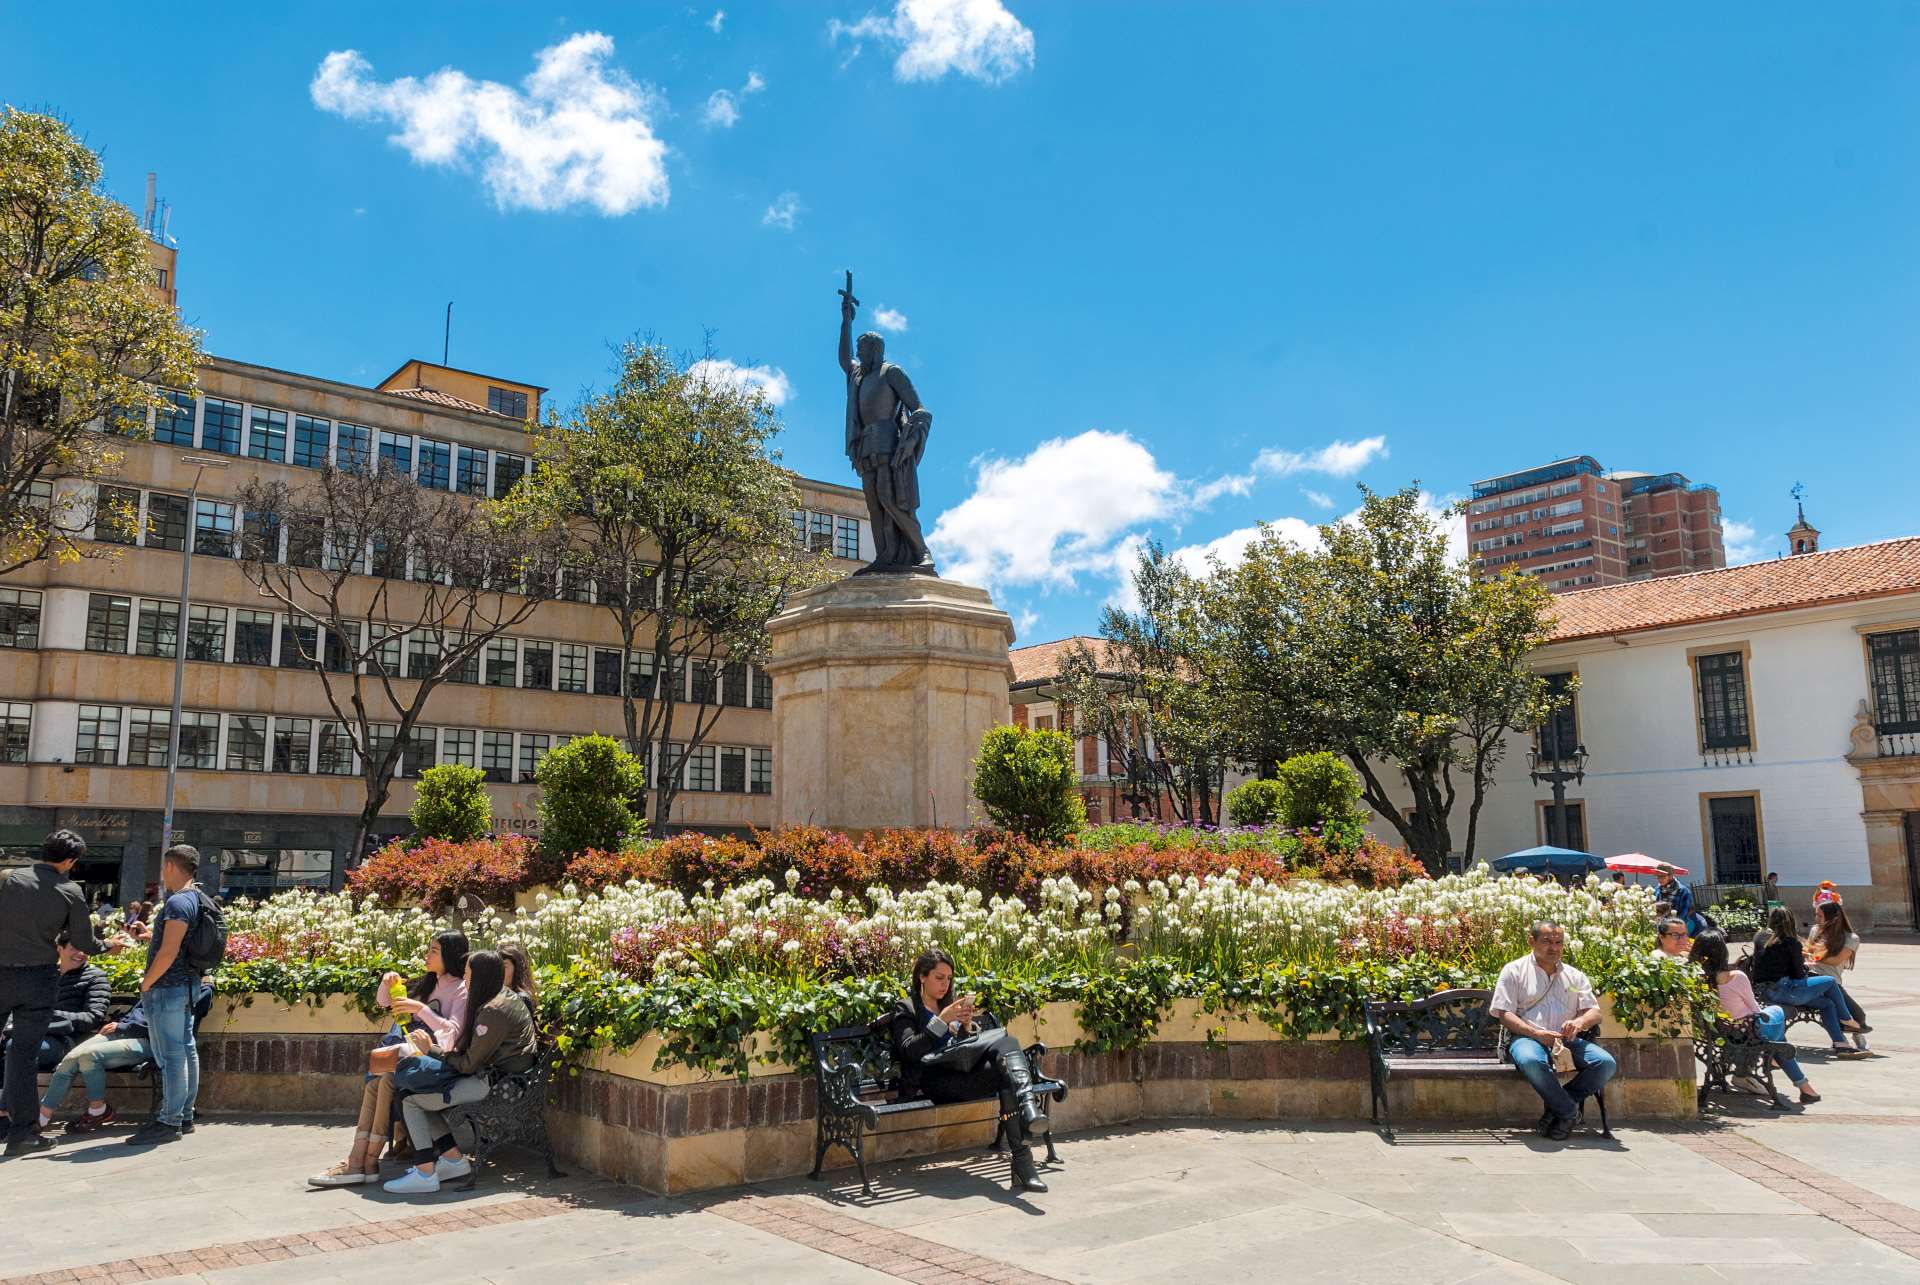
[1382,529,1920,929]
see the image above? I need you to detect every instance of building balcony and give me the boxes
[1700,745,1754,768]
[1878,729,1920,759]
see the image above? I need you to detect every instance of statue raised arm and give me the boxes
[837,273,934,575]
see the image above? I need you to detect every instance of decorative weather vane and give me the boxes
[1792,481,1807,520]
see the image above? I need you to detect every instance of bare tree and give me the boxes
[237,461,567,858]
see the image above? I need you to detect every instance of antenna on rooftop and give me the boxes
[444,301,453,366]
[144,173,156,236]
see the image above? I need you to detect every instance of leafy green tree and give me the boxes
[509,342,831,828]
[0,109,200,572]
[1201,486,1565,869]
[536,734,648,860]
[1224,779,1287,827]
[1272,751,1365,831]
[410,763,492,843]
[971,724,1086,843]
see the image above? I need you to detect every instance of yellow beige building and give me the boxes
[0,344,870,902]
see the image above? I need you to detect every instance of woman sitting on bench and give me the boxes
[1808,902,1870,1054]
[1750,908,1864,1058]
[1692,930,1820,1103]
[882,948,1055,1193]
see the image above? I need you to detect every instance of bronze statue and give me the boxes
[838,271,934,574]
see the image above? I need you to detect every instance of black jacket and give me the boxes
[48,963,112,1039]
[0,863,102,967]
[882,996,954,1089]
[1751,935,1808,988]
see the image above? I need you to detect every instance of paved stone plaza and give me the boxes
[6,941,1920,1284]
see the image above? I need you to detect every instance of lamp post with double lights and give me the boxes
[1526,742,1589,851]
[160,454,230,850]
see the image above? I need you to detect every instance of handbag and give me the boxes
[392,1053,461,1097]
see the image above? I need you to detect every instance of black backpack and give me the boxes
[183,888,228,973]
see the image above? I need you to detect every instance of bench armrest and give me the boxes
[814,1059,880,1128]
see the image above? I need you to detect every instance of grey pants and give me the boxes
[400,1075,490,1155]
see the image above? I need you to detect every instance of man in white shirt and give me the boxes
[1488,921,1616,1140]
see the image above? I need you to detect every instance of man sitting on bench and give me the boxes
[1489,921,1616,1140]
[34,982,212,1135]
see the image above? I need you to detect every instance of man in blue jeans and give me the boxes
[126,845,205,1147]
[1489,921,1617,1141]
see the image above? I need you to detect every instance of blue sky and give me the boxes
[9,3,1920,644]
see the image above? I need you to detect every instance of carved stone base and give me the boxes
[765,574,1014,831]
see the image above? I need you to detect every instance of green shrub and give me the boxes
[535,735,648,860]
[1273,752,1365,832]
[410,763,493,842]
[971,724,1086,844]
[1224,779,1289,828]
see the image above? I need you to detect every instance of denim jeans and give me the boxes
[145,984,200,1128]
[1754,1007,1806,1085]
[1508,1036,1617,1120]
[41,1034,151,1109]
[1763,976,1849,1043]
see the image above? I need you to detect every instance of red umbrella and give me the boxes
[1606,853,1688,876]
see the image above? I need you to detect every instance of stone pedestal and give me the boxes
[765,574,1014,832]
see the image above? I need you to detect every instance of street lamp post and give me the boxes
[161,454,230,851]
[1527,742,1589,850]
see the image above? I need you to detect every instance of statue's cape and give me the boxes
[846,362,927,512]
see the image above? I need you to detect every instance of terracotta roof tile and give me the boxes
[383,386,515,418]
[1548,536,1920,641]
[1009,636,1114,686]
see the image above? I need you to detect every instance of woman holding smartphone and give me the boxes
[883,948,1056,1193]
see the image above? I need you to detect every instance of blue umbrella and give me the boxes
[1488,845,1606,875]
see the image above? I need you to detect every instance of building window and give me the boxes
[487,386,528,419]
[518,733,550,783]
[126,708,172,767]
[85,594,131,653]
[417,439,451,490]
[520,640,554,689]
[408,632,442,681]
[1536,672,1578,762]
[154,391,196,446]
[366,725,397,775]
[749,747,772,795]
[558,644,588,694]
[370,626,403,677]
[401,726,437,778]
[201,398,243,454]
[719,745,746,793]
[76,705,121,765]
[1536,799,1586,851]
[1695,651,1753,751]
[492,453,526,500]
[834,516,860,560]
[135,601,180,658]
[442,728,476,768]
[449,636,480,685]
[194,499,236,557]
[560,570,593,604]
[324,621,360,674]
[485,638,518,687]
[751,668,772,710]
[293,415,331,468]
[96,485,140,545]
[286,518,324,569]
[146,492,188,551]
[247,407,287,462]
[179,712,219,769]
[808,511,833,554]
[0,702,29,763]
[455,446,489,496]
[226,715,266,771]
[242,507,281,563]
[660,742,685,788]
[377,431,413,477]
[689,661,716,705]
[233,610,275,665]
[1868,630,1920,735]
[1705,793,1763,884]
[481,731,514,783]
[186,605,227,662]
[721,662,748,708]
[684,743,716,792]
[592,648,623,696]
[0,589,41,649]
[280,617,319,669]
[273,717,311,773]
[316,722,355,775]
[336,423,373,473]
[628,650,657,699]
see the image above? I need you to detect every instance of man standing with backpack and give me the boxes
[127,845,223,1147]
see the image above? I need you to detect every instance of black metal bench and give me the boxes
[807,1017,1067,1197]
[1692,1014,1787,1110]
[1364,987,1611,1142]
[34,994,161,1121]
[436,1046,565,1191]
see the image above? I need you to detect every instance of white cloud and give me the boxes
[1253,435,1387,478]
[708,9,726,33]
[745,71,765,93]
[1013,606,1040,638]
[1189,473,1254,508]
[688,358,793,406]
[1302,488,1334,509]
[873,306,910,333]
[830,0,1035,85]
[930,430,1182,590]
[702,70,765,128]
[1723,519,1766,565]
[762,191,801,230]
[310,34,669,216]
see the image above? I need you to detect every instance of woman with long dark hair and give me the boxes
[1808,901,1870,1053]
[883,948,1056,1193]
[1691,930,1820,1103]
[385,949,538,1195]
[308,930,470,1187]
[1750,908,1865,1059]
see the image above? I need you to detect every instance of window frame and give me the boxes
[246,406,288,463]
[1699,790,1766,885]
[200,397,243,455]
[1687,643,1756,754]
[1864,627,1920,736]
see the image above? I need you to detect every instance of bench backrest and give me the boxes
[1364,988,1501,1056]
[808,1024,902,1099]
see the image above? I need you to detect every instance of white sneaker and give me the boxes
[382,1167,442,1195]
[436,1156,472,1180]
[308,1163,377,1188]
